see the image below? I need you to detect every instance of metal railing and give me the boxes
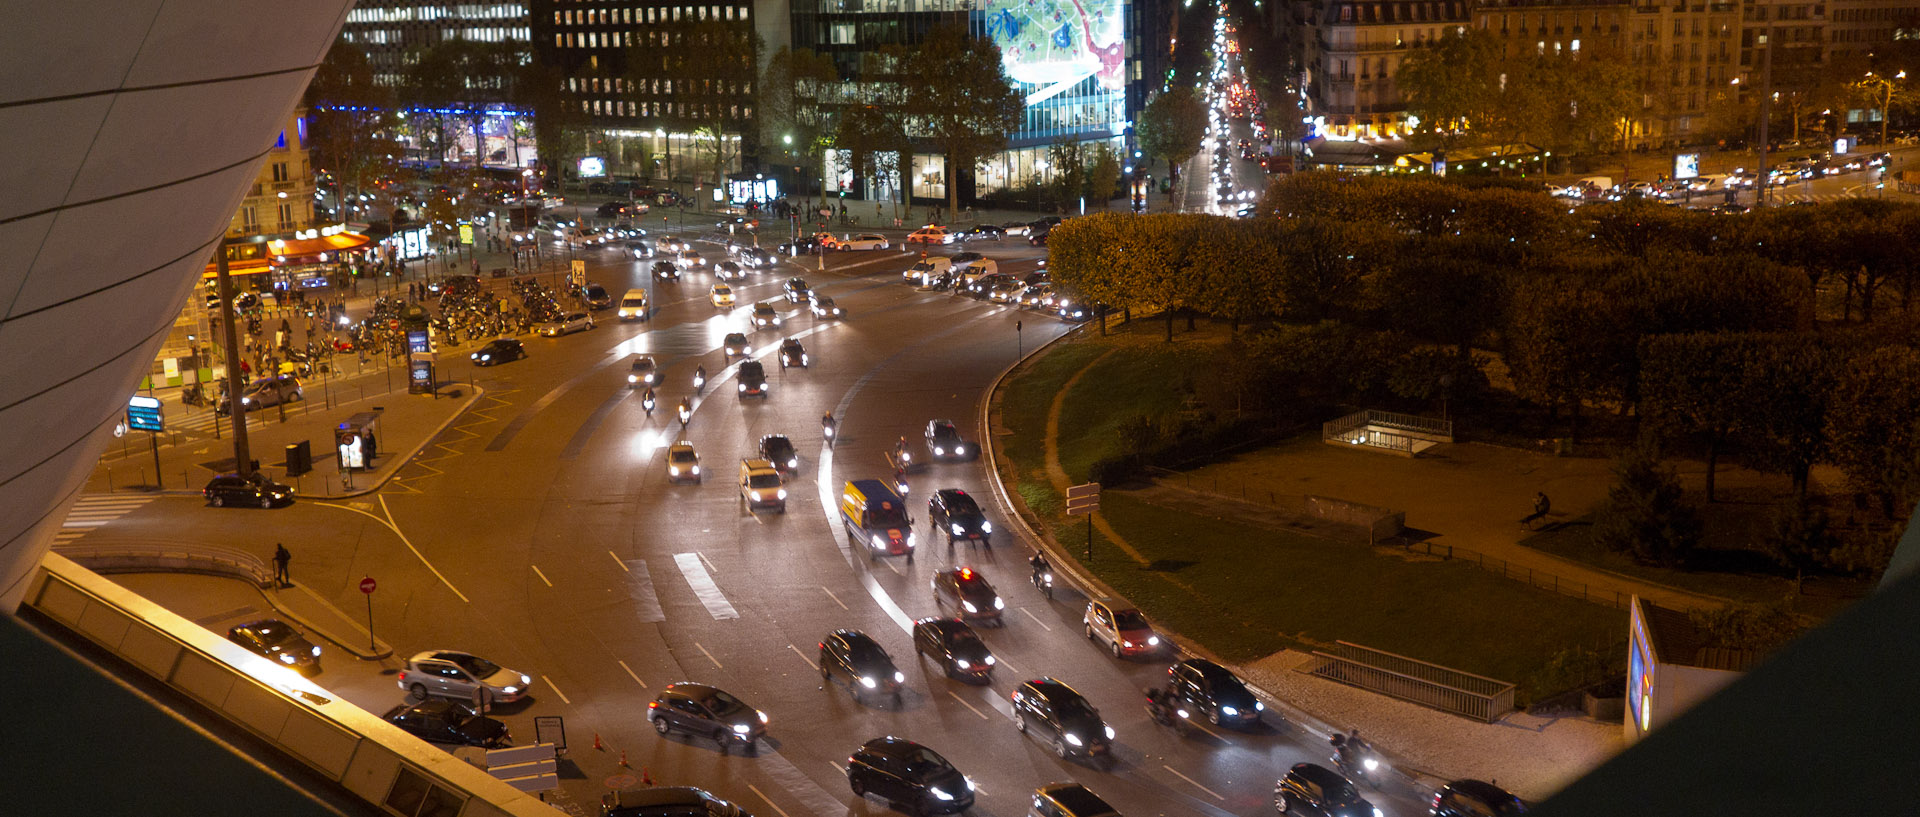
[1305,641,1516,722]
[54,542,273,587]
[1403,540,1633,610]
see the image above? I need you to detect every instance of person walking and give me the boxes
[272,543,291,587]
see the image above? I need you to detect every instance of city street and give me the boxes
[70,226,1429,817]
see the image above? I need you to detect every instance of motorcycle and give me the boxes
[822,414,837,444]
[642,389,657,416]
[893,469,909,496]
[1146,691,1190,733]
[180,384,208,408]
[693,366,707,393]
[677,400,692,427]
[1032,568,1053,600]
[1334,743,1386,788]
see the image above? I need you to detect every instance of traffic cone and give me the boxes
[593,733,604,751]
[641,767,654,787]
[619,750,630,768]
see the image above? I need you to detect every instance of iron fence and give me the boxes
[1305,641,1516,722]
[1403,540,1632,610]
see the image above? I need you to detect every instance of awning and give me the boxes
[201,231,373,278]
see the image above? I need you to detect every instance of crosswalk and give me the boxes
[51,495,154,546]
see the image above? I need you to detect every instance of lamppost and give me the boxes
[1860,70,1907,147]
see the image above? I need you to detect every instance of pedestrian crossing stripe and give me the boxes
[58,495,153,531]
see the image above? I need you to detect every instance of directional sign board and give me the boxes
[1065,482,1101,516]
[127,396,164,433]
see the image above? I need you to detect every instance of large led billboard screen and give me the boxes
[984,0,1125,100]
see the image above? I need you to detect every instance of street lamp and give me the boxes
[1860,71,1907,147]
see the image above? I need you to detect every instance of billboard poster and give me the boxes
[984,0,1126,101]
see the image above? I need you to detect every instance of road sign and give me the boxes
[127,395,164,432]
[1066,482,1101,516]
[570,259,587,287]
[360,576,377,594]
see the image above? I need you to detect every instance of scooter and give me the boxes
[1334,744,1386,789]
[1032,568,1053,600]
[1146,691,1190,733]
[693,366,707,393]
[677,400,692,427]
[642,389,657,416]
[822,415,837,444]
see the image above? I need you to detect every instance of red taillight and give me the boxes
[648,701,659,710]
[398,671,407,681]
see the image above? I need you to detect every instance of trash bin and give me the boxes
[285,441,312,477]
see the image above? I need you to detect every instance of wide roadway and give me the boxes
[99,224,1425,817]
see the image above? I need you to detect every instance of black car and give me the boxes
[962,224,1004,241]
[820,629,904,701]
[653,260,681,280]
[383,699,511,749]
[759,434,799,474]
[1168,658,1264,727]
[1431,779,1528,817]
[778,338,809,369]
[584,283,613,310]
[1276,763,1375,817]
[227,619,319,672]
[1011,678,1112,760]
[1028,228,1051,247]
[470,337,526,367]
[778,236,826,256]
[737,246,774,268]
[783,277,811,303]
[203,472,293,508]
[848,737,975,815]
[723,332,751,360]
[1031,783,1122,817]
[911,617,995,682]
[597,201,633,218]
[931,566,1004,624]
[603,787,749,817]
[737,360,768,398]
[923,419,973,460]
[928,489,991,547]
[647,683,768,755]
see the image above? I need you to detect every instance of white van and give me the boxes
[617,288,650,321]
[903,256,953,284]
[956,258,999,285]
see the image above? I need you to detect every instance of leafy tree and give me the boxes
[1086,143,1122,209]
[1689,600,1808,655]
[760,47,840,200]
[1504,272,1619,436]
[1045,139,1087,210]
[1374,236,1508,358]
[513,60,588,192]
[1763,499,1832,592]
[898,25,1023,216]
[1136,87,1206,205]
[1640,333,1758,502]
[1272,216,1391,322]
[306,39,399,219]
[1591,441,1701,567]
[1395,29,1508,150]
[1188,218,1283,332]
[1738,334,1837,501]
[1827,345,1920,516]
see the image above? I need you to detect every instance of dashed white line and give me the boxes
[789,644,818,670]
[1020,607,1053,631]
[698,552,718,574]
[610,551,629,571]
[828,760,846,775]
[542,675,572,705]
[747,785,793,817]
[694,641,724,669]
[531,565,553,587]
[945,690,990,721]
[821,586,848,610]
[617,660,647,689]
[1163,765,1225,801]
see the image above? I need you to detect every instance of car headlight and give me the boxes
[738,383,747,392]
[1374,809,1384,817]
[776,489,787,500]
[732,723,751,734]
[690,466,699,474]
[1147,636,1160,646]
[951,523,965,536]
[956,445,967,454]
[956,659,971,669]
[758,710,768,724]
[1363,757,1380,771]
[981,521,992,533]
[802,355,809,364]
[859,676,877,689]
[503,686,519,695]
[930,788,954,801]
[906,532,916,546]
[1064,733,1083,747]
[993,597,1005,610]
[788,458,798,468]
[934,446,944,455]
[1255,701,1265,711]
[962,601,978,613]
[1221,706,1238,716]
[670,466,680,475]
[628,374,638,383]
[893,671,905,683]
[279,653,297,664]
[1104,725,1116,740]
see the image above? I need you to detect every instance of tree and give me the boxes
[1738,335,1837,501]
[306,39,399,219]
[1188,218,1283,332]
[1045,139,1087,210]
[668,21,761,189]
[760,47,841,200]
[1590,441,1701,567]
[1688,600,1807,655]
[1374,236,1508,359]
[1395,29,1508,150]
[515,61,589,193]
[1086,143,1122,209]
[1763,499,1832,593]
[898,25,1023,216]
[1137,87,1207,197]
[1640,333,1758,502]
[835,102,907,212]
[1273,216,1391,323]
[1827,345,1920,517]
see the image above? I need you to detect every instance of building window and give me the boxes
[271,162,289,182]
[277,203,294,230]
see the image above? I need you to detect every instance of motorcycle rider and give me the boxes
[642,387,657,415]
[821,411,837,437]
[1144,686,1176,724]
[694,364,707,389]
[1029,551,1051,586]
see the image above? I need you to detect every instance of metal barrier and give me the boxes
[55,541,273,587]
[1404,540,1632,610]
[1322,410,1453,456]
[1305,641,1516,722]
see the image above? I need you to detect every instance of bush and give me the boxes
[1591,441,1702,566]
[1689,599,1807,656]
[1088,455,1140,487]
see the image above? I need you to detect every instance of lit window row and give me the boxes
[556,5,748,25]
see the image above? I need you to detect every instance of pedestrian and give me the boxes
[876,203,884,221]
[1522,491,1551,529]
[272,543,291,587]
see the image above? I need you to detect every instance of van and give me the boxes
[617,289,649,321]
[956,258,999,285]
[840,480,915,560]
[903,256,952,284]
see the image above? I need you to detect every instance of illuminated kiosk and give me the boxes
[1624,596,1758,744]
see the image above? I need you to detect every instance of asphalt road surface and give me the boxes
[90,224,1426,817]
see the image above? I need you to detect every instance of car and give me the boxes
[931,566,1004,623]
[647,683,768,755]
[715,216,751,231]
[616,288,650,321]
[713,260,744,281]
[923,419,972,460]
[847,737,975,814]
[710,283,736,308]
[928,488,991,547]
[840,233,891,250]
[962,224,1004,241]
[382,699,511,749]
[1019,284,1055,309]
[907,225,954,244]
[1028,216,1063,232]
[203,472,293,508]
[820,629,904,701]
[470,337,527,367]
[783,277,812,303]
[1001,220,1032,236]
[602,787,749,817]
[737,246,774,268]
[1429,779,1527,816]
[750,301,781,329]
[904,256,953,284]
[398,650,533,705]
[676,249,707,269]
[739,458,786,511]
[657,236,688,253]
[625,239,654,259]
[759,434,799,475]
[597,201,631,218]
[965,272,1013,298]
[1030,783,1122,817]
[238,375,302,410]
[777,236,827,256]
[810,294,844,318]
[226,619,319,671]
[911,616,995,681]
[1084,599,1163,658]
[1028,228,1051,246]
[556,225,605,245]
[1276,763,1376,817]
[778,338,808,369]
[722,332,752,360]
[628,356,661,388]
[1057,297,1095,322]
[539,312,594,336]
[987,278,1025,303]
[1167,658,1264,727]
[736,360,768,398]
[1011,678,1112,759]
[948,251,985,271]
[653,260,682,281]
[667,441,702,483]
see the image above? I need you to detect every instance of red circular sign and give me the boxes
[359,577,377,594]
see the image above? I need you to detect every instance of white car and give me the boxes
[667,441,702,483]
[676,249,707,269]
[840,233,890,250]
[710,283,736,308]
[539,312,594,336]
[398,651,533,705]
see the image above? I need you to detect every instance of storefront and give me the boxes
[202,225,375,294]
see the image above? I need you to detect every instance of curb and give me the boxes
[976,324,1448,801]
[264,582,395,661]
[312,385,485,500]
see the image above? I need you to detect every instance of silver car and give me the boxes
[399,650,533,705]
[539,312,594,336]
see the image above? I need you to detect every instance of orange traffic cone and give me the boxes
[619,750,630,768]
[593,733,604,751]
[641,767,654,787]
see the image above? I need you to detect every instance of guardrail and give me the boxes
[1304,641,1516,722]
[55,541,272,587]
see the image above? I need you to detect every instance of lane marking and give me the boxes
[610,551,629,571]
[789,644,818,670]
[542,675,572,705]
[674,552,739,620]
[756,751,847,816]
[698,552,718,574]
[747,785,793,817]
[821,586,848,610]
[531,565,552,587]
[694,641,724,669]
[828,761,846,775]
[946,689,990,721]
[627,560,666,623]
[316,497,469,603]
[1162,765,1225,801]
[617,660,648,689]
[1020,607,1052,631]
[993,654,1017,676]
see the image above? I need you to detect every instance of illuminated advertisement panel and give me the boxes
[984,0,1126,103]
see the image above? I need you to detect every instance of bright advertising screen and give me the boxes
[984,0,1126,101]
